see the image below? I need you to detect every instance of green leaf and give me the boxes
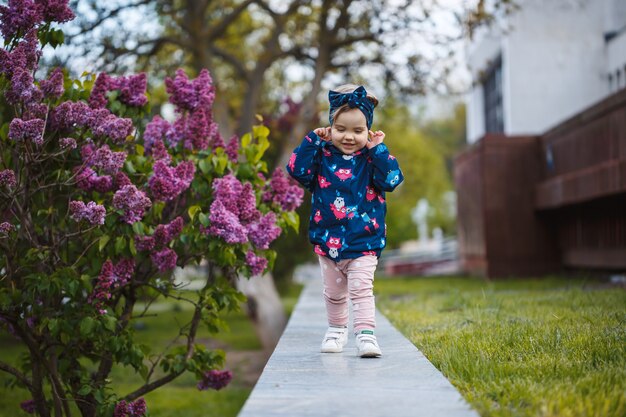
[125,160,136,174]
[132,222,145,235]
[135,144,145,156]
[98,235,111,252]
[78,385,92,396]
[253,124,270,138]
[115,236,126,255]
[253,135,270,162]
[199,159,211,174]
[241,132,252,148]
[129,237,137,256]
[198,213,210,227]
[102,315,117,332]
[80,317,96,337]
[188,205,201,222]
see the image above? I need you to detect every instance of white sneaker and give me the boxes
[320,326,348,353]
[356,332,382,358]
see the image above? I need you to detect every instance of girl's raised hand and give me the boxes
[314,126,332,141]
[367,130,385,148]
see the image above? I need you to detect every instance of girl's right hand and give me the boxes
[314,126,331,141]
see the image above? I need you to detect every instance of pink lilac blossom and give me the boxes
[39,67,64,99]
[263,168,304,211]
[113,184,152,224]
[211,130,225,150]
[74,167,114,193]
[0,222,15,236]
[114,172,132,190]
[247,212,281,250]
[89,258,135,310]
[246,251,268,276]
[59,137,76,149]
[197,370,232,391]
[0,169,17,188]
[19,399,36,414]
[150,247,177,272]
[0,0,43,40]
[165,68,215,112]
[8,117,45,145]
[69,200,106,225]
[204,199,248,244]
[114,398,147,417]
[225,135,239,162]
[23,102,47,120]
[35,0,75,23]
[166,118,185,147]
[148,160,195,202]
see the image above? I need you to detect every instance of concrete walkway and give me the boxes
[238,278,479,417]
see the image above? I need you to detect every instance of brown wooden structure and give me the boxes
[455,89,626,277]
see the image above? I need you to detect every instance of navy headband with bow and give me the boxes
[328,85,374,129]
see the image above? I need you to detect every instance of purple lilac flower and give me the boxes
[166,117,185,147]
[134,235,155,251]
[86,145,127,174]
[211,130,225,150]
[8,117,45,145]
[246,251,268,276]
[89,73,110,109]
[49,100,92,131]
[204,199,248,244]
[165,68,215,112]
[0,169,17,188]
[59,137,76,150]
[263,168,304,211]
[183,108,210,150]
[114,172,132,190]
[143,115,171,153]
[74,167,114,193]
[35,0,75,23]
[197,369,232,391]
[0,29,40,76]
[113,185,152,224]
[69,200,106,225]
[90,259,135,309]
[113,73,148,107]
[114,398,147,417]
[212,174,243,216]
[151,247,177,272]
[0,222,15,236]
[148,160,195,202]
[40,67,64,99]
[225,135,239,162]
[92,113,134,143]
[237,182,260,225]
[247,212,281,250]
[19,399,36,414]
[0,0,43,40]
[6,67,42,105]
[23,102,47,120]
[153,216,184,247]
[149,140,171,163]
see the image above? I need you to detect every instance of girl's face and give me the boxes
[331,108,369,154]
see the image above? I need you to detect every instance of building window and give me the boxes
[483,55,504,133]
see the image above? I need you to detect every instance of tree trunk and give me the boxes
[236,272,287,351]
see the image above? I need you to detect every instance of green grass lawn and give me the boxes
[0,283,303,417]
[375,275,626,417]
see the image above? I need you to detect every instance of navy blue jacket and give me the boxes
[286,131,404,261]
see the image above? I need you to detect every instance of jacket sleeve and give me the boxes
[369,143,404,192]
[285,131,323,193]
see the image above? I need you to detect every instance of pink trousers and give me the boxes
[318,255,378,334]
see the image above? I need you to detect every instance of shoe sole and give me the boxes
[321,346,344,353]
[358,349,382,358]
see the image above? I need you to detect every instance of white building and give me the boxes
[466,0,626,143]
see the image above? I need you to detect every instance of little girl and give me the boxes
[286,84,403,357]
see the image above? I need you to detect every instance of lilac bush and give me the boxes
[0,2,301,416]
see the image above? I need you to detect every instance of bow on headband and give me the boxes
[328,85,374,129]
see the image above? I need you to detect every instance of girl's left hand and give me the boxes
[367,130,385,149]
